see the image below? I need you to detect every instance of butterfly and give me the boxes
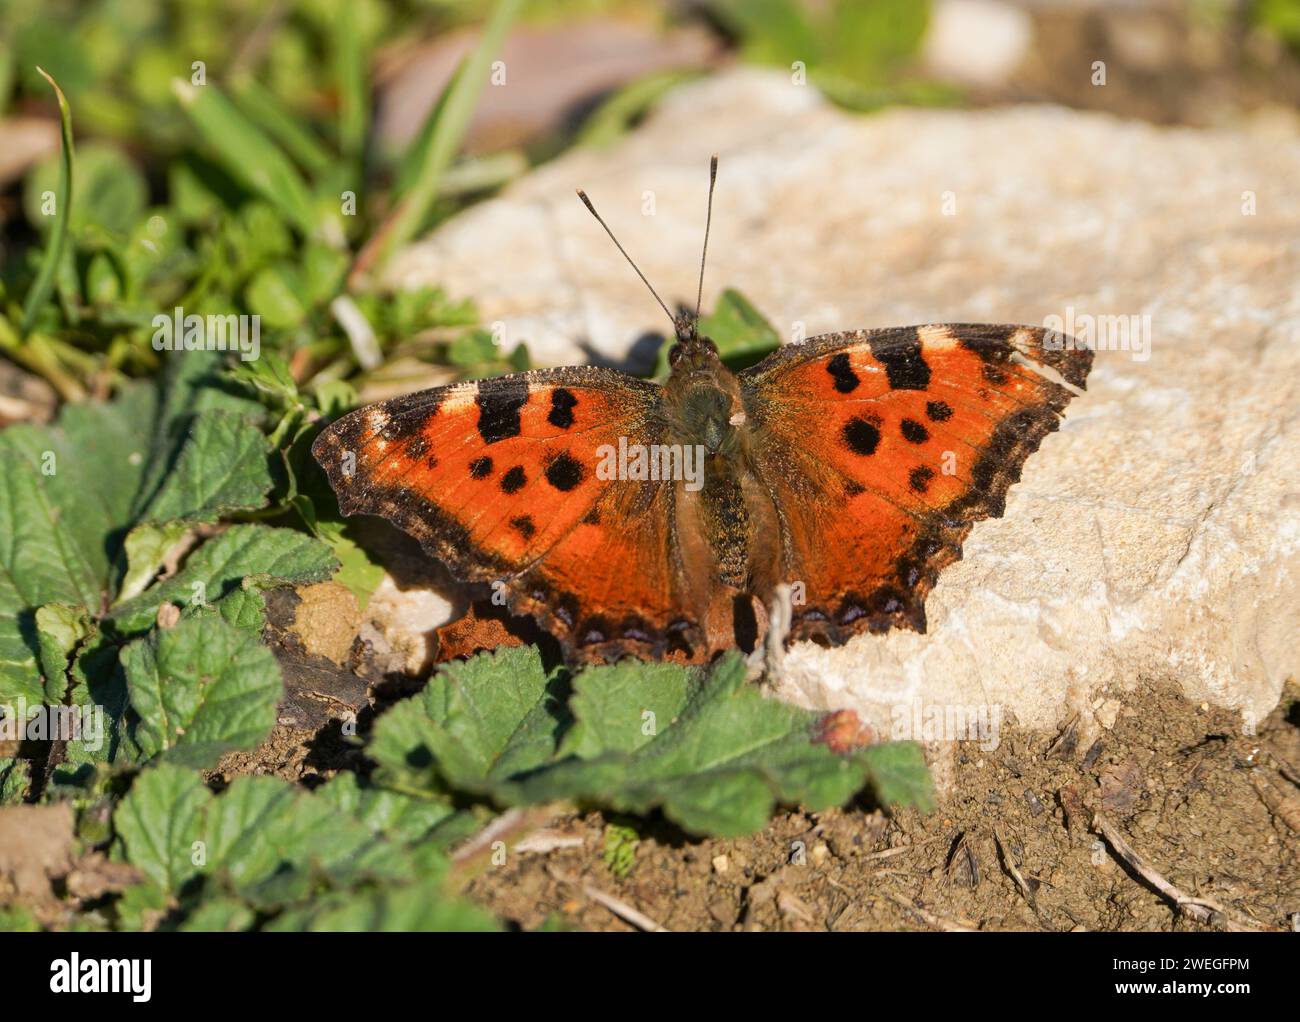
[313,157,1092,664]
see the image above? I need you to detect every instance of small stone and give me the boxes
[711,854,729,875]
[1096,699,1122,730]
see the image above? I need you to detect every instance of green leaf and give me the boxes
[859,741,933,809]
[133,411,273,526]
[371,651,930,837]
[177,898,255,933]
[368,646,565,793]
[117,521,190,604]
[0,758,32,804]
[111,765,484,929]
[229,76,331,177]
[34,602,91,702]
[0,383,156,703]
[24,143,146,239]
[20,67,73,336]
[112,763,212,894]
[121,608,283,768]
[332,0,369,161]
[602,821,639,878]
[245,265,308,329]
[110,525,337,636]
[653,288,781,381]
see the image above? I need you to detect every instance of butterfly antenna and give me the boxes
[694,154,718,325]
[576,188,678,336]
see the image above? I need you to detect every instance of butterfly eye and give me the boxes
[667,344,683,367]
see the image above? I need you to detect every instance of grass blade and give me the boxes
[20,67,74,337]
[230,75,332,176]
[371,0,521,268]
[334,0,369,162]
[172,77,324,241]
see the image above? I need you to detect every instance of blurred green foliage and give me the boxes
[705,0,951,109]
[1255,0,1300,52]
[0,0,529,403]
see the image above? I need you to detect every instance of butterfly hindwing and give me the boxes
[740,324,1092,643]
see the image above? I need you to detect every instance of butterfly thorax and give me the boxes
[661,334,770,591]
[663,334,744,456]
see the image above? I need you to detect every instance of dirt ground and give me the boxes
[216,625,1299,932]
[455,681,1299,932]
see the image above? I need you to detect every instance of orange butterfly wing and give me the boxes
[312,368,713,659]
[740,324,1092,643]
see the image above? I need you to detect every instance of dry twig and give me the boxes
[1091,812,1268,932]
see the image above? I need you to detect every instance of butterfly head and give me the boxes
[667,315,719,370]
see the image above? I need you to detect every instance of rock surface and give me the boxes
[386,69,1300,738]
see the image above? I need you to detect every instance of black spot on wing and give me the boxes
[900,418,929,444]
[926,400,953,422]
[868,330,930,390]
[548,388,577,429]
[826,353,859,394]
[510,515,536,539]
[469,456,493,479]
[909,465,935,493]
[843,416,881,456]
[476,379,529,444]
[500,465,527,494]
[544,452,585,491]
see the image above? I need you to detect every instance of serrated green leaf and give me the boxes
[314,772,460,845]
[121,608,282,768]
[0,349,281,706]
[370,650,930,838]
[35,602,91,702]
[861,740,933,811]
[111,764,480,929]
[0,758,31,804]
[558,660,697,758]
[133,411,272,526]
[113,763,212,894]
[117,521,189,604]
[109,524,337,636]
[368,645,565,793]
